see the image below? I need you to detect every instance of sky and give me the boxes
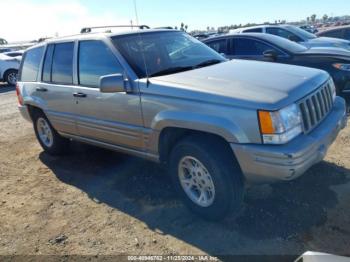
[0,0,349,42]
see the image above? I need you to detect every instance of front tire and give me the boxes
[32,110,70,155]
[169,135,244,221]
[4,69,18,86]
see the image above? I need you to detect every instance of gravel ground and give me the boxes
[0,83,350,261]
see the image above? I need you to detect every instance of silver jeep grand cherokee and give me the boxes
[16,29,347,220]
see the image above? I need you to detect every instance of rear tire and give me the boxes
[169,135,244,221]
[4,69,18,86]
[32,110,70,155]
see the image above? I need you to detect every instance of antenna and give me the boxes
[133,0,150,83]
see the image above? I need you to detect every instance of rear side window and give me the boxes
[345,29,350,40]
[42,44,54,82]
[78,40,123,87]
[266,28,302,42]
[206,39,228,54]
[243,28,263,33]
[20,46,44,82]
[52,42,74,85]
[233,38,278,56]
[321,29,344,39]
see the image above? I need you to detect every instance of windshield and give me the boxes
[112,31,226,78]
[286,25,317,40]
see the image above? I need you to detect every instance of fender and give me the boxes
[147,110,250,154]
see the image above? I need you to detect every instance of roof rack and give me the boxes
[80,25,150,34]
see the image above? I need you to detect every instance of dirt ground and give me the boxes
[0,83,350,260]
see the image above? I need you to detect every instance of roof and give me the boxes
[45,29,178,43]
[25,29,179,51]
[231,24,290,33]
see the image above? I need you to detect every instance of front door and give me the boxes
[74,40,144,150]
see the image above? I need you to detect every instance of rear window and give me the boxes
[20,46,44,82]
[51,42,74,85]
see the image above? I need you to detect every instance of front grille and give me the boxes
[298,81,334,134]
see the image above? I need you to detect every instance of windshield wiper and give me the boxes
[194,59,223,69]
[149,66,193,77]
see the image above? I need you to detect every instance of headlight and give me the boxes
[329,78,337,102]
[258,104,302,144]
[333,63,350,71]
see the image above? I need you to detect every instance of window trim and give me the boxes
[230,36,290,57]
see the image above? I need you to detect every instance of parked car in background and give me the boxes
[0,38,8,45]
[231,24,350,50]
[3,50,24,58]
[16,28,346,220]
[0,48,14,53]
[317,26,350,41]
[204,33,350,99]
[0,51,21,85]
[300,25,318,34]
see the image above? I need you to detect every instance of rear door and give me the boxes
[37,42,78,135]
[205,38,230,57]
[74,40,144,149]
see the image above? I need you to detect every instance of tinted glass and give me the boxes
[285,25,317,39]
[206,39,228,54]
[79,41,123,87]
[112,31,225,78]
[233,38,278,56]
[345,29,350,40]
[244,28,263,33]
[52,42,74,84]
[266,28,302,42]
[20,46,44,82]
[42,44,54,82]
[321,29,344,38]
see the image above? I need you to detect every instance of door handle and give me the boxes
[73,92,87,98]
[36,87,47,92]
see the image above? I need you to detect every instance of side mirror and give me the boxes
[263,50,278,60]
[99,74,126,93]
[220,53,228,59]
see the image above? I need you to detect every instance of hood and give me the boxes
[301,46,350,59]
[148,60,329,111]
[305,37,350,50]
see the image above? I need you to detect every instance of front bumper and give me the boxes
[231,97,347,184]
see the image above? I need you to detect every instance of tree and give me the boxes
[311,14,317,23]
[306,17,310,23]
[323,14,328,22]
[185,25,188,31]
[180,22,185,31]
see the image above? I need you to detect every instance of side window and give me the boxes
[78,40,123,88]
[42,44,54,82]
[243,28,263,33]
[206,39,228,54]
[20,46,44,82]
[233,38,278,56]
[52,42,74,85]
[345,29,350,40]
[322,29,344,38]
[266,28,302,42]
